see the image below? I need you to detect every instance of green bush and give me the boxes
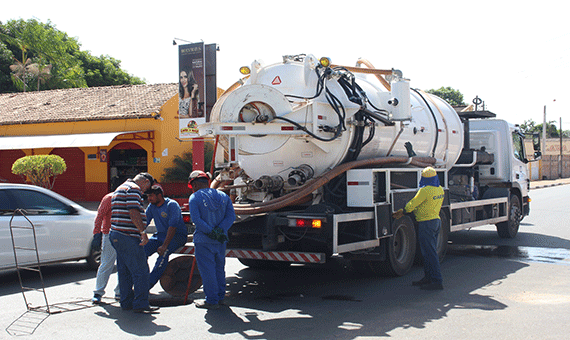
[12,155,66,189]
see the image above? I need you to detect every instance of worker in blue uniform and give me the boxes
[144,184,188,289]
[393,167,445,290]
[188,170,236,309]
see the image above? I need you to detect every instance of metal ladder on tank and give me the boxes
[9,209,54,314]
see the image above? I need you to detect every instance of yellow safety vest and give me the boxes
[404,186,444,222]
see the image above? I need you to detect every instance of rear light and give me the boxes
[295,219,322,229]
[183,215,191,223]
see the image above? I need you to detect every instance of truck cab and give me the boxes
[468,119,537,220]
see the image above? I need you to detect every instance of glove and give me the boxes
[92,233,102,250]
[207,226,229,243]
[392,209,404,220]
[404,142,417,157]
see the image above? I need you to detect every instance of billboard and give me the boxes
[178,42,206,138]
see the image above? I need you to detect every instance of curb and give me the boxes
[531,182,569,190]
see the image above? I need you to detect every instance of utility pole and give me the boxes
[558,117,563,178]
[543,105,546,180]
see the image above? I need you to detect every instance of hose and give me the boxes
[232,156,436,215]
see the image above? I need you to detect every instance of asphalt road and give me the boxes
[1,184,569,339]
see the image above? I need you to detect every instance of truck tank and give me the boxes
[207,55,463,195]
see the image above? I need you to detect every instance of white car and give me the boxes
[0,183,99,271]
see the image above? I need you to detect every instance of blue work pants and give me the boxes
[417,219,443,284]
[109,230,150,310]
[195,242,227,305]
[144,235,186,289]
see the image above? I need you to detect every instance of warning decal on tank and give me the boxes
[272,76,282,85]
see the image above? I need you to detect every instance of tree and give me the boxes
[12,155,66,189]
[425,86,466,106]
[519,119,561,138]
[0,18,145,93]
[27,62,52,91]
[161,143,214,183]
[0,41,15,92]
[76,51,144,87]
[8,57,33,92]
[1,19,86,91]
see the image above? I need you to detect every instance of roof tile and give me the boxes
[0,83,177,125]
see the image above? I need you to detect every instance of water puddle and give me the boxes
[448,245,570,266]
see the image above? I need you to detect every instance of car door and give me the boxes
[8,188,87,265]
[0,189,37,269]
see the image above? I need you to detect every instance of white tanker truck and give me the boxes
[180,54,541,277]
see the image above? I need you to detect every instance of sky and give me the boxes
[2,0,569,129]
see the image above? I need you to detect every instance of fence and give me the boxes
[529,155,570,180]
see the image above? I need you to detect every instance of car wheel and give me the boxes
[86,241,101,270]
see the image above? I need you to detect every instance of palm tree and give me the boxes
[9,57,33,92]
[27,63,52,91]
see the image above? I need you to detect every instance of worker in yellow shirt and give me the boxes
[393,167,444,290]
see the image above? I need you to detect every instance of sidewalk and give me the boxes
[530,177,570,190]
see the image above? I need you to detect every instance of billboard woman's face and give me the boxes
[180,71,188,87]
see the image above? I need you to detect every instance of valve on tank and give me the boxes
[287,164,315,187]
[252,175,284,192]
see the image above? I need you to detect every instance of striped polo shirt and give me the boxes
[110,180,146,237]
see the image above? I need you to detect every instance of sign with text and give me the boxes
[179,42,206,138]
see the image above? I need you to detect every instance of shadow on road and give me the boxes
[0,262,96,297]
[201,255,525,339]
[449,229,570,249]
[93,303,171,337]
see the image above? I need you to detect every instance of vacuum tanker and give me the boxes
[182,54,540,276]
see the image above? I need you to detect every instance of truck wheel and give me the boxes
[496,194,521,239]
[383,215,417,276]
[238,258,291,269]
[437,210,450,262]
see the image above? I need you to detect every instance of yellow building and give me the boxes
[0,83,199,201]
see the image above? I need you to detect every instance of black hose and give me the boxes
[412,88,438,157]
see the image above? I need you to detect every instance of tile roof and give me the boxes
[0,83,178,126]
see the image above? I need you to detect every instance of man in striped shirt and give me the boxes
[109,172,158,313]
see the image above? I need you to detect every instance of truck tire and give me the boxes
[382,215,417,276]
[496,194,522,239]
[437,210,450,262]
[238,258,291,269]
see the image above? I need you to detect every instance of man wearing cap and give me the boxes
[393,167,445,290]
[188,170,235,309]
[144,184,188,289]
[109,172,159,313]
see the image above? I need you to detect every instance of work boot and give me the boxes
[133,306,160,314]
[195,300,220,310]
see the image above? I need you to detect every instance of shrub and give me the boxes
[12,155,66,189]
